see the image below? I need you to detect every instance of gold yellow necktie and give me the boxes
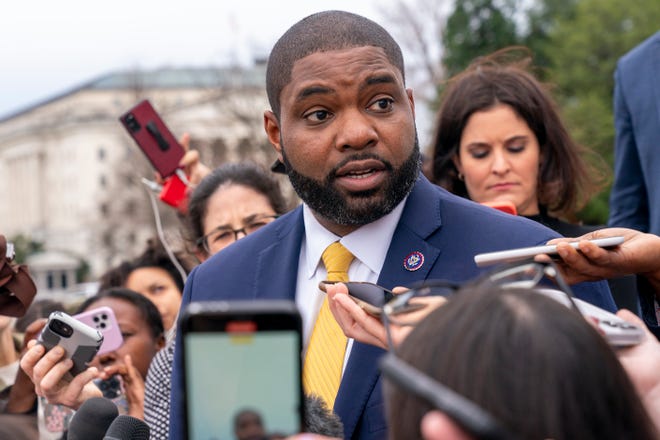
[303,241,355,409]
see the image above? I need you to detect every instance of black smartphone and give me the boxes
[38,311,104,376]
[118,99,185,178]
[180,300,304,440]
[322,281,424,317]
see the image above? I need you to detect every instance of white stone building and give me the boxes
[0,64,278,284]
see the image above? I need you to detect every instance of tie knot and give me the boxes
[322,242,355,282]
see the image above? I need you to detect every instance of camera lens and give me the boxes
[125,114,141,133]
[49,319,73,338]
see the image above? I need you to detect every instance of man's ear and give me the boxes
[406,88,415,119]
[264,110,284,163]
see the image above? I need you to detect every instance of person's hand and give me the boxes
[326,283,390,349]
[98,354,145,419]
[615,310,660,431]
[540,228,660,289]
[420,411,475,440]
[153,132,211,190]
[19,340,101,409]
[5,318,48,413]
[326,283,435,349]
[177,133,211,192]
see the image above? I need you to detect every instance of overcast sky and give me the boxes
[1,1,390,119]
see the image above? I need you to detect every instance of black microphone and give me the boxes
[68,397,119,440]
[103,415,150,440]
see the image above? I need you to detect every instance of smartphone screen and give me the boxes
[182,301,303,440]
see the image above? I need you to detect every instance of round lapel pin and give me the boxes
[403,251,424,271]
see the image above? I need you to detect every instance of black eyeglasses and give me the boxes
[376,260,578,440]
[196,215,278,254]
[381,260,578,344]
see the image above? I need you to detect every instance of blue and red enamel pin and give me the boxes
[403,251,424,271]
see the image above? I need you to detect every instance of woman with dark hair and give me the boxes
[384,285,658,440]
[120,239,189,333]
[431,49,605,227]
[430,49,639,313]
[186,161,289,261]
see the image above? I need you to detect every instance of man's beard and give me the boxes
[281,137,421,226]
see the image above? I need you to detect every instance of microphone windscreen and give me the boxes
[103,415,150,440]
[68,397,119,440]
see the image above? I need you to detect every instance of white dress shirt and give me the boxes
[295,198,407,372]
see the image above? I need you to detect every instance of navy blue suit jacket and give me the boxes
[170,176,614,440]
[609,31,660,235]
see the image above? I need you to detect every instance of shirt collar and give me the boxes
[302,197,408,279]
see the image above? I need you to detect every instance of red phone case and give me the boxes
[119,99,185,177]
[74,306,123,356]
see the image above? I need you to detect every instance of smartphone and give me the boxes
[119,99,185,178]
[74,306,123,356]
[535,288,646,347]
[473,236,625,267]
[321,281,426,317]
[181,300,304,440]
[37,311,104,376]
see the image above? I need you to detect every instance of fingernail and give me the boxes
[53,346,64,356]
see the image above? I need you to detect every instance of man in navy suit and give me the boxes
[170,11,615,439]
[608,31,660,338]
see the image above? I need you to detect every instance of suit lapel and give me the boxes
[335,176,444,438]
[379,176,443,289]
[252,207,305,301]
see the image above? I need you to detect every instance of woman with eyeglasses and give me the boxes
[186,161,289,260]
[144,160,290,440]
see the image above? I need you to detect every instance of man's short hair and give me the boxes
[266,10,405,118]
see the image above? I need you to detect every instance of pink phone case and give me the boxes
[74,306,123,355]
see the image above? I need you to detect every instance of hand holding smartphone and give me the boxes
[119,100,185,178]
[321,281,427,318]
[535,288,645,347]
[37,311,104,376]
[474,236,625,267]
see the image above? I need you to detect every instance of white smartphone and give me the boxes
[474,236,625,267]
[37,311,104,376]
[535,288,645,347]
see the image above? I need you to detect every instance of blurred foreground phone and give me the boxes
[37,311,103,376]
[181,300,304,440]
[119,99,185,178]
